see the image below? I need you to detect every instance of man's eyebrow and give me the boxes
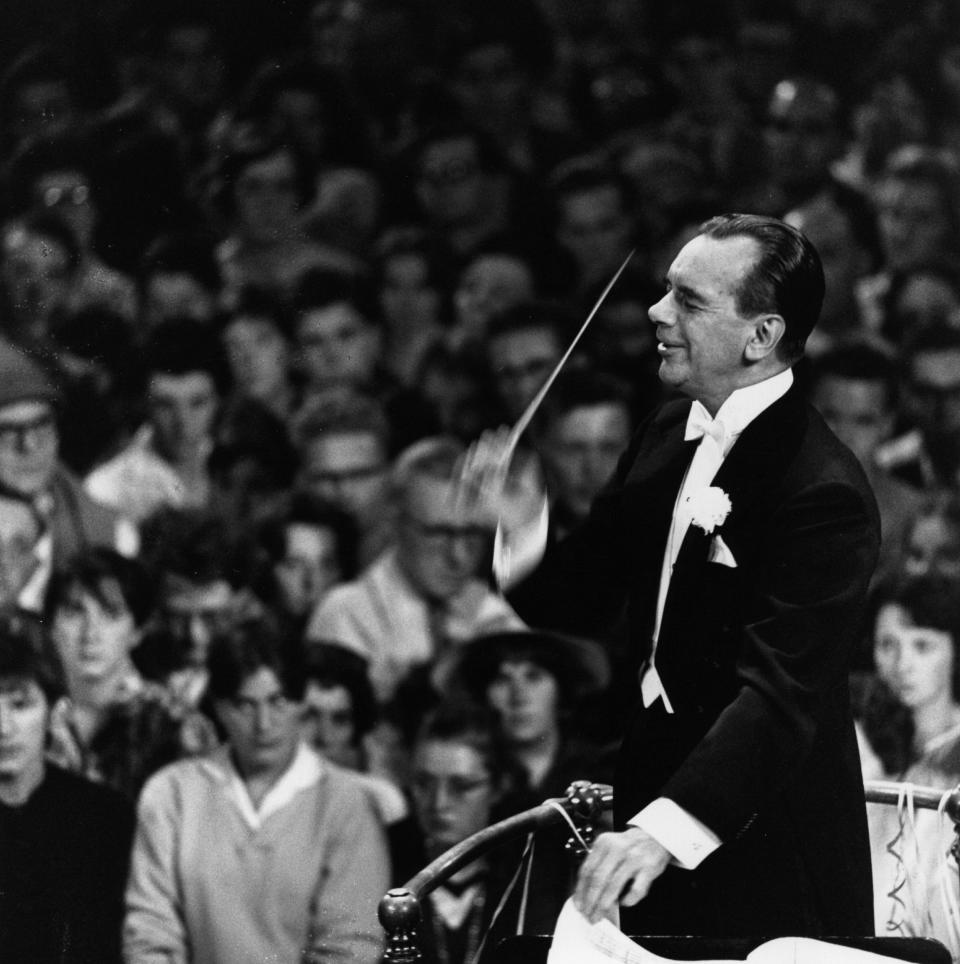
[664,276,702,301]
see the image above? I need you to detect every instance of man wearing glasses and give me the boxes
[306,436,522,704]
[0,340,134,613]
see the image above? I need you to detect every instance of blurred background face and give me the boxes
[416,137,484,227]
[813,376,891,467]
[488,327,561,421]
[143,272,217,328]
[556,186,632,288]
[903,516,960,581]
[763,81,839,191]
[147,372,218,461]
[223,315,289,399]
[2,227,72,332]
[876,178,953,273]
[397,475,487,602]
[454,255,534,339]
[34,170,95,249]
[234,150,301,242]
[874,602,955,711]
[162,576,234,668]
[296,302,380,389]
[52,582,137,687]
[299,432,388,524]
[0,400,59,497]
[300,680,355,765]
[908,348,960,442]
[0,497,40,605]
[485,658,560,746]
[0,678,48,791]
[215,666,301,778]
[380,253,440,330]
[272,522,341,617]
[159,23,227,113]
[9,79,75,145]
[893,273,960,332]
[411,738,495,857]
[540,403,631,520]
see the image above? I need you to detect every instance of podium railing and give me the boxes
[379,780,960,963]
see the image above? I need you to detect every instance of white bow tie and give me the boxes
[685,401,728,449]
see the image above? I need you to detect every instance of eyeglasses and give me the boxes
[0,412,57,451]
[41,184,90,208]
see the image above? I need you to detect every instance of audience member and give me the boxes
[124,617,389,964]
[86,320,229,521]
[307,436,522,703]
[137,231,222,329]
[0,610,134,964]
[45,548,215,801]
[895,493,960,585]
[0,341,135,613]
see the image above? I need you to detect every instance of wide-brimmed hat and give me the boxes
[431,628,610,704]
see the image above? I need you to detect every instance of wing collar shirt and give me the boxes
[633,367,794,869]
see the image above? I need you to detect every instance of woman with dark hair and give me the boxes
[45,547,215,801]
[859,574,960,952]
[124,616,389,964]
[0,609,134,964]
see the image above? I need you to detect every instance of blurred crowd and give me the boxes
[4,0,960,961]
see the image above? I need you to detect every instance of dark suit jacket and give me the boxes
[509,383,881,938]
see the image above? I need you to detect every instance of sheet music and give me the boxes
[546,900,907,964]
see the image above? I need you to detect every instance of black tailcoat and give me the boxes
[510,384,880,937]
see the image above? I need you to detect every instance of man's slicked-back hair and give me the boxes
[699,213,824,362]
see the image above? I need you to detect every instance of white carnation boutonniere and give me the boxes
[686,486,732,535]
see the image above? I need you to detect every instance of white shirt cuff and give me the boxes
[493,498,549,590]
[628,797,721,870]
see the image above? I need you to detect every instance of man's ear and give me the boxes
[744,314,786,362]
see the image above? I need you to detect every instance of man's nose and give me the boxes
[648,293,670,326]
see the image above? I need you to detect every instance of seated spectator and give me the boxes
[307,436,523,703]
[212,120,360,305]
[0,495,42,607]
[220,286,296,422]
[0,340,135,614]
[882,259,960,344]
[86,320,230,521]
[137,231,222,329]
[532,370,634,542]
[484,302,569,423]
[5,129,137,321]
[301,642,411,842]
[0,610,134,964]
[139,508,258,708]
[251,493,356,633]
[407,702,522,964]
[45,548,216,801]
[293,401,395,568]
[124,617,389,964]
[896,493,960,584]
[875,325,960,489]
[810,343,924,576]
[374,227,454,387]
[859,576,960,953]
[291,267,439,451]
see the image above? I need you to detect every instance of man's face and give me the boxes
[296,302,380,390]
[485,659,561,747]
[893,273,960,332]
[649,234,761,412]
[397,475,488,602]
[876,179,953,273]
[540,403,631,521]
[0,400,58,497]
[147,371,219,461]
[2,227,72,333]
[214,667,301,778]
[786,197,866,328]
[454,255,533,337]
[556,186,632,287]
[813,376,892,467]
[903,516,960,581]
[908,348,960,438]
[223,315,289,400]
[411,738,496,858]
[160,24,227,112]
[415,137,484,227]
[234,150,300,242]
[300,681,355,766]
[142,272,217,328]
[299,432,388,525]
[34,170,96,249]
[488,327,562,421]
[0,497,40,605]
[763,81,839,191]
[162,577,234,667]
[52,583,138,687]
[380,253,440,330]
[272,523,341,617]
[0,678,48,793]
